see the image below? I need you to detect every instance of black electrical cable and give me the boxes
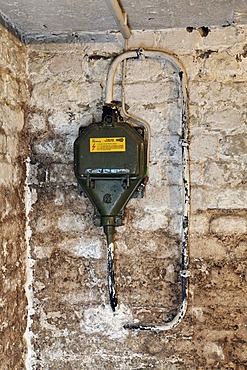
[123,275,188,330]
[105,226,118,311]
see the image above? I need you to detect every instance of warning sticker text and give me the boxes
[90,137,126,152]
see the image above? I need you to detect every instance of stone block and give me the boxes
[204,26,246,50]
[148,162,183,186]
[0,162,13,185]
[4,74,20,102]
[0,131,7,155]
[221,134,247,158]
[203,342,225,364]
[210,216,247,235]
[190,186,208,212]
[191,80,247,106]
[129,101,182,136]
[6,136,18,158]
[48,111,92,135]
[57,211,88,233]
[128,30,157,50]
[27,112,46,133]
[190,235,227,259]
[194,285,245,307]
[168,213,184,236]
[125,80,179,104]
[203,161,246,187]
[58,236,103,259]
[126,58,171,83]
[158,28,204,55]
[212,187,247,209]
[189,162,205,186]
[191,185,247,211]
[31,134,75,164]
[48,52,84,78]
[234,239,247,260]
[204,50,246,82]
[190,213,210,234]
[27,50,50,80]
[49,163,75,185]
[190,133,220,161]
[30,80,102,110]
[150,134,183,163]
[191,103,244,134]
[86,58,111,84]
[0,105,25,133]
[143,184,183,214]
[131,209,169,231]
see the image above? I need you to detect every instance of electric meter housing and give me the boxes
[74,105,148,229]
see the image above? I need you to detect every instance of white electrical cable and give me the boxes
[121,50,152,167]
[105,49,190,331]
[105,49,188,108]
[105,50,137,104]
[105,0,131,39]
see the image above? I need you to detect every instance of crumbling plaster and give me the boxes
[0,25,28,369]
[0,22,247,369]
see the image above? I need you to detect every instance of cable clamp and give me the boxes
[180,269,191,278]
[137,48,145,60]
[180,139,189,147]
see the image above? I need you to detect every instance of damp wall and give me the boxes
[25,25,247,369]
[1,23,247,369]
[0,25,28,369]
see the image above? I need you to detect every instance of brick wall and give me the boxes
[1,23,247,369]
[0,25,28,369]
[25,25,247,369]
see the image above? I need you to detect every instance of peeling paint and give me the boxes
[24,157,35,369]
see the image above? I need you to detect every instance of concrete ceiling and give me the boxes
[0,0,247,43]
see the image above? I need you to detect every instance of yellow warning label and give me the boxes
[90,137,126,152]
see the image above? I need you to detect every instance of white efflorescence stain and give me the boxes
[58,236,103,259]
[24,157,36,369]
[82,304,133,340]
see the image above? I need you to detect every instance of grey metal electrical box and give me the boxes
[74,105,148,230]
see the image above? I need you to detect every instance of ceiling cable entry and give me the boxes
[105,0,131,39]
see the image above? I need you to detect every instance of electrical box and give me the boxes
[74,105,148,231]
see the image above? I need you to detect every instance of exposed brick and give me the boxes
[214,187,247,209]
[0,24,27,370]
[0,131,7,155]
[0,105,25,133]
[203,161,246,187]
[190,213,210,234]
[30,80,102,110]
[27,112,47,133]
[210,216,247,235]
[125,79,179,104]
[191,185,247,211]
[190,133,220,161]
[190,235,227,260]
[49,163,75,185]
[48,110,92,135]
[221,134,247,158]
[1,22,247,370]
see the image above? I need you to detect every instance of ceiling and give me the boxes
[0,0,247,43]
